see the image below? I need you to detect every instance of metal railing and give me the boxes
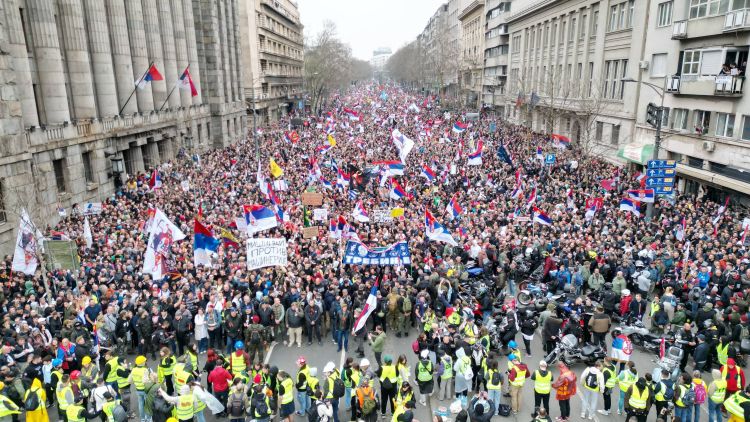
[724,8,750,30]
[672,20,687,38]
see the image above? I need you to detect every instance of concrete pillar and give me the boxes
[232,0,244,102]
[58,0,97,119]
[145,142,160,167]
[130,145,145,173]
[105,0,137,116]
[172,0,192,108]
[27,0,71,124]
[198,0,225,106]
[123,0,154,113]
[4,0,39,127]
[218,0,231,102]
[141,0,167,110]
[157,0,180,110]
[185,0,203,105]
[225,0,238,102]
[81,0,118,118]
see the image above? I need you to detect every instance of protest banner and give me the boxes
[246,238,288,270]
[82,202,103,215]
[372,208,393,224]
[342,240,411,266]
[313,208,328,221]
[301,192,324,206]
[303,227,319,239]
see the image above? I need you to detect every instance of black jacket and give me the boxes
[468,397,495,422]
[693,342,710,363]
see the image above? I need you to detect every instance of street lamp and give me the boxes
[621,76,667,221]
[110,156,125,191]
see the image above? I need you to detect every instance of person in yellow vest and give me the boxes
[295,357,311,416]
[460,316,478,345]
[129,355,151,422]
[342,358,360,412]
[184,344,199,378]
[414,350,434,406]
[707,368,727,422]
[624,377,651,422]
[376,355,399,417]
[507,341,522,362]
[724,384,750,422]
[65,394,100,422]
[615,362,637,415]
[392,383,415,422]
[24,378,48,422]
[103,350,123,396]
[598,357,618,416]
[652,368,675,417]
[507,354,529,415]
[484,359,504,416]
[56,374,75,422]
[396,354,411,389]
[307,367,320,398]
[229,341,250,382]
[49,358,63,408]
[101,391,121,422]
[437,350,453,401]
[277,371,296,422]
[530,360,552,417]
[716,336,733,367]
[0,381,20,422]
[159,384,195,422]
[158,347,176,396]
[189,382,210,422]
[114,358,132,416]
[80,356,99,392]
[446,307,462,328]
[323,361,342,422]
[173,359,195,393]
[674,373,694,422]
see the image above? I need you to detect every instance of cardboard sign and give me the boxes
[246,238,288,270]
[302,227,319,239]
[313,208,328,221]
[301,192,324,206]
[372,209,393,224]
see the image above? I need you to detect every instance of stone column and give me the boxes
[80,0,118,118]
[225,0,238,102]
[27,0,71,124]
[186,0,203,105]
[157,0,179,110]
[58,0,97,119]
[172,0,191,108]
[105,0,137,116]
[145,142,160,167]
[141,0,167,110]
[123,0,154,112]
[218,0,231,102]
[198,0,225,106]
[130,145,145,173]
[232,0,244,102]
[4,0,39,127]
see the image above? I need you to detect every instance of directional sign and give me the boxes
[647,160,677,169]
[646,168,676,178]
[544,154,556,165]
[654,186,674,195]
[646,177,675,187]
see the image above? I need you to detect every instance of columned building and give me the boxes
[0,0,246,254]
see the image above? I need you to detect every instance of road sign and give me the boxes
[654,186,674,195]
[646,168,676,178]
[647,160,677,169]
[544,154,556,165]
[646,177,675,187]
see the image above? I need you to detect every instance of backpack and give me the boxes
[661,381,675,401]
[228,392,246,417]
[388,296,400,312]
[491,371,502,385]
[412,340,420,354]
[693,382,707,404]
[681,386,696,406]
[402,297,412,313]
[332,377,346,399]
[585,372,599,389]
[307,401,320,422]
[249,328,262,345]
[24,389,40,411]
[113,404,128,422]
[361,394,377,416]
[497,403,512,417]
[253,396,269,417]
[153,395,173,415]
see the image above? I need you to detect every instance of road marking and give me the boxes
[264,341,278,365]
[574,390,600,422]
[339,347,346,372]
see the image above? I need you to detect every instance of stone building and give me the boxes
[482,0,511,114]
[240,0,304,125]
[459,0,486,108]
[0,0,247,254]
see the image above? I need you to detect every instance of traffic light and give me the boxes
[646,102,661,128]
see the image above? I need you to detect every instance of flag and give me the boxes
[420,165,437,183]
[712,197,729,226]
[391,129,415,163]
[348,190,359,200]
[510,185,523,199]
[497,144,514,166]
[243,204,278,234]
[515,92,525,107]
[526,187,537,208]
[320,177,333,190]
[741,225,749,245]
[178,67,198,97]
[535,146,543,160]
[551,133,571,146]
[137,63,164,89]
[149,169,162,191]
[343,107,360,121]
[619,198,641,217]
[530,91,540,108]
[272,179,289,191]
[600,178,615,191]
[452,121,468,133]
[49,231,70,241]
[327,134,337,147]
[336,169,351,189]
[467,140,483,166]
[257,161,268,195]
[83,217,93,248]
[532,206,553,226]
[329,219,340,239]
[143,209,187,281]
[634,172,647,188]
[269,158,284,178]
[219,227,240,249]
[675,217,686,241]
[446,194,463,220]
[425,209,458,246]
[352,200,370,222]
[566,188,575,209]
[194,219,220,267]
[627,189,655,203]
[389,179,406,200]
[374,160,405,177]
[352,281,379,334]
[585,197,603,220]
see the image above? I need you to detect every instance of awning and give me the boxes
[617,143,654,165]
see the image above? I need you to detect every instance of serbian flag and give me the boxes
[467,140,483,166]
[600,178,616,191]
[526,187,537,208]
[352,200,370,222]
[585,197,604,220]
[627,189,655,203]
[535,146,543,160]
[320,177,333,190]
[284,131,299,144]
[446,194,462,220]
[148,169,162,190]
[352,281,379,334]
[316,143,332,155]
[344,107,360,121]
[425,209,458,246]
[179,67,198,97]
[193,219,219,267]
[374,160,405,176]
[619,198,641,217]
[137,63,164,88]
[510,185,523,199]
[532,206,552,226]
[551,133,571,145]
[389,179,406,200]
[420,165,437,183]
[452,121,468,133]
[243,204,278,234]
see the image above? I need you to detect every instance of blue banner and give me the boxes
[343,240,411,266]
[497,144,514,166]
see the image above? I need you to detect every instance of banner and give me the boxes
[143,209,186,280]
[313,208,328,221]
[372,208,393,224]
[180,180,190,192]
[82,202,103,215]
[247,238,288,270]
[11,209,41,275]
[343,240,411,266]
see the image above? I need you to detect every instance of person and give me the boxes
[294,356,310,416]
[588,306,611,348]
[415,350,434,406]
[437,350,454,401]
[692,369,708,422]
[707,369,726,422]
[250,384,273,422]
[393,383,415,422]
[377,355,399,417]
[721,358,746,397]
[102,391,122,422]
[322,361,342,422]
[313,390,333,422]
[454,348,472,403]
[484,359,503,416]
[368,326,386,367]
[598,357,617,416]
[552,362,576,422]
[674,373,694,422]
[694,335,710,373]
[24,378,48,422]
[342,358,360,411]
[616,362,637,415]
[229,341,250,383]
[467,391,495,422]
[55,373,74,422]
[285,302,304,348]
[354,374,377,422]
[159,385,195,422]
[66,394,101,421]
[530,360,552,416]
[653,369,675,417]
[277,371,296,422]
[532,407,552,422]
[624,377,651,422]
[724,384,750,422]
[580,361,604,419]
[226,380,248,422]
[207,357,232,415]
[157,348,176,396]
[506,354,528,415]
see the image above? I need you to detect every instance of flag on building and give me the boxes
[194,219,220,267]
[446,194,463,220]
[243,204,278,234]
[352,200,370,222]
[352,280,379,334]
[626,188,655,203]
[530,92,540,108]
[619,198,641,217]
[532,206,552,226]
[452,121,468,133]
[149,169,162,191]
[137,63,164,89]
[515,92,525,107]
[83,217,93,248]
[179,67,198,97]
[420,164,437,183]
[425,209,458,246]
[143,209,186,281]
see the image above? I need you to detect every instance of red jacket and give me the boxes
[620,296,633,316]
[207,366,233,392]
[720,365,746,393]
[552,370,577,400]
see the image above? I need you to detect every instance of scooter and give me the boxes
[544,334,607,367]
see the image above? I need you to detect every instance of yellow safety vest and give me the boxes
[655,381,669,401]
[308,376,319,393]
[56,385,73,411]
[131,366,149,391]
[116,369,130,389]
[447,311,461,326]
[603,366,617,388]
[629,385,648,409]
[0,394,20,417]
[618,371,636,392]
[195,394,207,413]
[66,404,86,422]
[380,364,398,384]
[463,324,477,344]
[710,379,727,404]
[717,343,729,366]
[350,369,361,388]
[509,364,526,387]
[534,370,552,394]
[230,351,246,374]
[105,357,120,383]
[297,367,310,391]
[174,364,190,390]
[254,396,271,418]
[187,352,198,373]
[650,302,660,317]
[102,400,118,422]
[440,356,453,380]
[417,361,433,382]
[175,393,195,420]
[721,365,742,387]
[486,369,502,390]
[480,335,491,352]
[423,314,436,332]
[160,356,175,376]
[281,378,294,404]
[325,370,340,399]
[724,391,750,419]
[676,385,690,408]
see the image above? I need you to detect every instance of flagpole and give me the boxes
[119,62,154,116]
[159,82,179,112]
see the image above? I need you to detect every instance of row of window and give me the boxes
[486,3,511,20]
[661,107,750,140]
[257,13,302,43]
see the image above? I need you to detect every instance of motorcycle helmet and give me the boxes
[635,260,645,268]
[603,282,612,291]
[563,284,575,294]
[508,340,517,348]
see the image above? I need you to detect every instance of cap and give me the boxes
[539,360,548,367]
[420,350,429,359]
[728,358,736,366]
[70,370,81,380]
[252,315,260,323]
[621,289,631,296]
[135,356,147,365]
[296,356,307,366]
[360,358,370,367]
[323,361,336,373]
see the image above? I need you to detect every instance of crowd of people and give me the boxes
[1,82,750,422]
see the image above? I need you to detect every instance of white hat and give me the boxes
[309,367,318,377]
[360,358,370,368]
[622,289,631,296]
[539,360,548,367]
[323,361,336,373]
[420,350,429,359]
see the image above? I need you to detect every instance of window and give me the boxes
[694,110,711,133]
[689,0,729,18]
[560,22,566,45]
[672,108,689,130]
[681,51,701,75]
[569,17,576,42]
[608,1,634,31]
[82,151,93,183]
[0,179,5,223]
[580,14,587,39]
[603,59,628,99]
[715,113,735,137]
[611,124,621,145]
[651,53,668,77]
[53,159,66,193]
[742,116,750,141]
[661,107,670,127]
[592,7,599,36]
[587,62,594,97]
[596,121,604,140]
[657,1,673,26]
[512,35,521,52]
[699,50,722,75]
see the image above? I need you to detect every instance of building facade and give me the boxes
[417,1,462,97]
[371,47,392,71]
[0,0,247,254]
[482,0,512,114]
[240,0,304,125]
[459,0,486,108]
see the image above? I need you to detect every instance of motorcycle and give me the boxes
[613,317,664,353]
[517,281,551,306]
[651,333,687,382]
[544,334,607,366]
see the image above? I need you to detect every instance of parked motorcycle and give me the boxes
[651,333,687,382]
[612,317,664,353]
[544,334,607,366]
[517,281,551,306]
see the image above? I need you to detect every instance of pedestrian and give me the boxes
[530,360,552,416]
[415,350,434,406]
[616,362,638,415]
[376,356,399,417]
[467,391,495,422]
[652,368,675,418]
[285,302,304,348]
[692,369,708,422]
[277,371,295,422]
[707,369,726,422]
[483,359,503,415]
[624,377,652,422]
[437,349,454,401]
[294,356,310,416]
[588,306,611,348]
[674,373,694,422]
[207,357,232,415]
[193,308,208,354]
[506,354,529,415]
[580,361,604,419]
[551,362,576,422]
[720,358,746,397]
[354,375,378,422]
[723,384,750,422]
[368,326,386,367]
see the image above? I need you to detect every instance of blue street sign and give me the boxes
[646,177,675,187]
[647,159,677,169]
[544,154,556,165]
[646,168,676,178]
[654,186,674,195]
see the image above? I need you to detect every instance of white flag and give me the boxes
[181,180,190,192]
[83,217,93,249]
[143,209,186,280]
[257,161,268,196]
[11,209,41,275]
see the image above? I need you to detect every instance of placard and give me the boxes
[372,208,393,224]
[301,192,324,206]
[246,238,288,270]
[312,208,328,221]
[303,227,319,239]
[82,202,103,215]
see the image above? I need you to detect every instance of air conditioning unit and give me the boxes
[702,141,715,152]
[639,61,650,70]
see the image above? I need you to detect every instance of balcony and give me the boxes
[672,20,687,39]
[724,8,750,31]
[665,75,744,96]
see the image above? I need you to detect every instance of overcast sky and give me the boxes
[298,0,447,61]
